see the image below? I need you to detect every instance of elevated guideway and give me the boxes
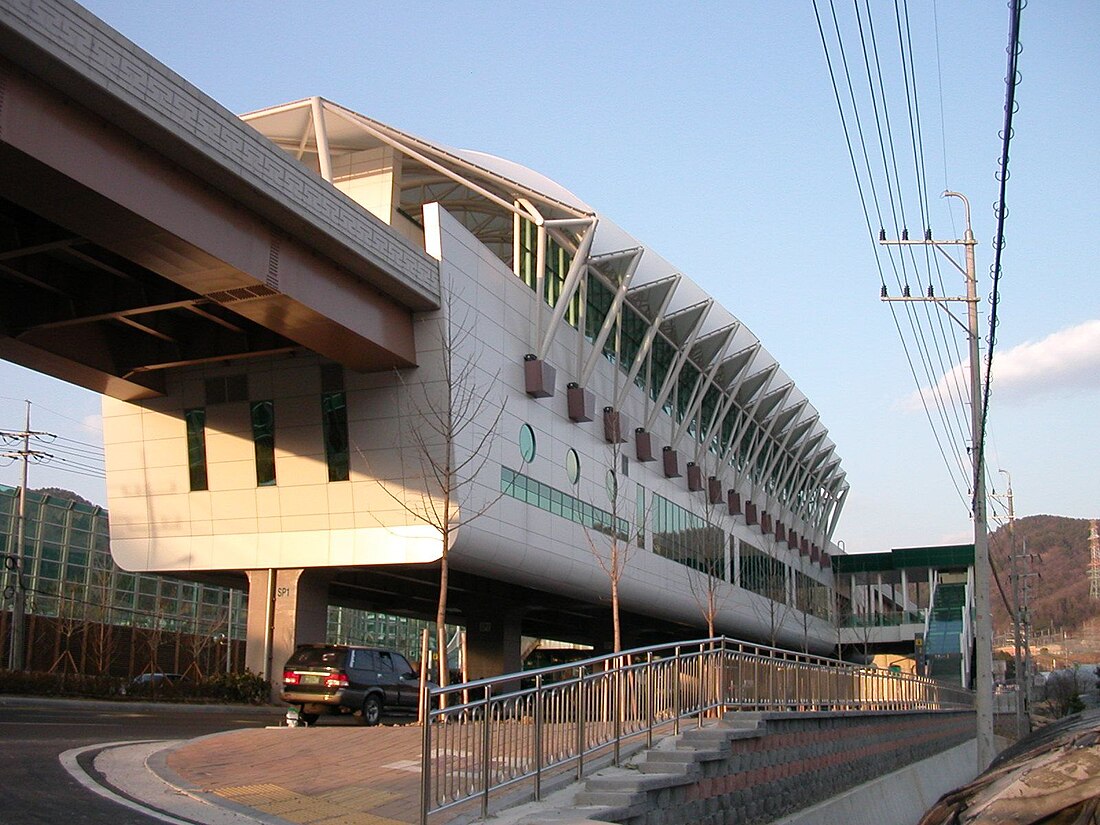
[0,0,438,400]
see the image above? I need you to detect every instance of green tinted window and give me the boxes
[519,423,537,463]
[185,408,209,491]
[322,391,350,482]
[251,400,276,486]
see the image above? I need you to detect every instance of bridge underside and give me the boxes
[0,57,419,401]
[189,563,702,683]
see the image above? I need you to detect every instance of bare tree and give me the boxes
[181,600,229,680]
[48,581,84,674]
[368,284,508,688]
[583,438,645,653]
[1043,668,1085,718]
[684,476,729,639]
[741,534,795,649]
[794,564,831,654]
[84,558,119,676]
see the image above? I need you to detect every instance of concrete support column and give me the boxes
[245,568,332,695]
[464,605,523,681]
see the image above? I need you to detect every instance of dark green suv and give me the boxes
[281,644,426,725]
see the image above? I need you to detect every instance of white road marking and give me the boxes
[59,741,201,825]
[60,740,272,824]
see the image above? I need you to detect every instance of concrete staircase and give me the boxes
[522,714,767,823]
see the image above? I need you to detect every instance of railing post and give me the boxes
[614,655,623,765]
[480,683,493,820]
[645,651,654,748]
[576,665,587,780]
[534,673,544,801]
[697,644,705,729]
[673,645,682,735]
[419,684,432,825]
[718,637,727,717]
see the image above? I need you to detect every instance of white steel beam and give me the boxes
[643,301,712,433]
[536,219,598,360]
[613,277,679,411]
[579,249,643,385]
[310,97,333,182]
[672,325,737,450]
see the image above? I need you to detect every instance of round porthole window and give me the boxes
[519,423,537,462]
[605,469,618,500]
[566,449,581,485]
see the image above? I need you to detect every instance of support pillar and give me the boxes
[464,606,523,681]
[245,568,332,698]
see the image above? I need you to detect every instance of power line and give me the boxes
[978,0,1024,467]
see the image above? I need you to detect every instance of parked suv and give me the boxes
[281,644,427,725]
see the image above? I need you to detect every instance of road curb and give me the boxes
[0,694,284,715]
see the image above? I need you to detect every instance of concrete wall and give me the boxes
[773,737,976,825]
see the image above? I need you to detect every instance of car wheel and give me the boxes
[360,694,382,726]
[300,711,319,726]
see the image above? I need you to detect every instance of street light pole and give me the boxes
[879,191,995,770]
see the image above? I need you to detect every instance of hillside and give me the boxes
[989,514,1100,636]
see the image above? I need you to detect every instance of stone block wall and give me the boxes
[548,710,975,825]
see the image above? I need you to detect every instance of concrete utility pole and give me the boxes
[879,191,995,771]
[2,402,44,670]
[998,469,1026,738]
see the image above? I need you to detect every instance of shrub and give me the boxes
[0,668,270,704]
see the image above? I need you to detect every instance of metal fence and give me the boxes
[419,636,973,823]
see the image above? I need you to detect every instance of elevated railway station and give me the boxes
[2,0,854,685]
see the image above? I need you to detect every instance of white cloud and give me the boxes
[901,319,1100,410]
[81,413,104,436]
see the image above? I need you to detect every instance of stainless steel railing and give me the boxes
[418,636,973,823]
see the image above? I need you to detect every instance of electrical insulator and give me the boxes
[901,228,909,241]
[927,284,935,297]
[903,285,911,298]
[878,228,886,241]
[880,284,888,298]
[925,227,932,240]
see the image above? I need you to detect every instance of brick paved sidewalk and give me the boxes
[167,724,429,825]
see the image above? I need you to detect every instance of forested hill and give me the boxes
[989,514,1100,635]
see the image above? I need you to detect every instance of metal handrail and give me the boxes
[418,636,973,823]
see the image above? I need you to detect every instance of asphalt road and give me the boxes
[0,697,283,825]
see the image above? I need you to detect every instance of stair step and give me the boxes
[586,772,693,792]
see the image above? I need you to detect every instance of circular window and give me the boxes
[566,449,581,485]
[605,469,618,501]
[519,423,537,462]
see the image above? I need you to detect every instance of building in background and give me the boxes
[0,485,436,674]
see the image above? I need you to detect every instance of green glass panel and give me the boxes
[650,337,675,402]
[251,400,276,486]
[585,273,614,343]
[518,423,536,462]
[321,392,350,482]
[185,408,209,492]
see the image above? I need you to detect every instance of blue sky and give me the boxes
[2,1,1097,553]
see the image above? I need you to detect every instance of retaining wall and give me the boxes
[527,709,975,825]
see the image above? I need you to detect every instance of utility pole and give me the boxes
[1019,537,1037,727]
[1088,520,1099,601]
[2,401,53,671]
[879,191,995,770]
[998,469,1026,738]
